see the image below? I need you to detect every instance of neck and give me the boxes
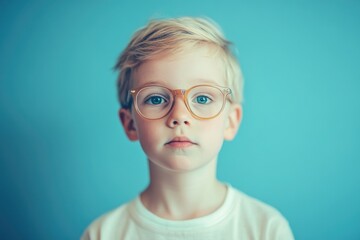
[140,158,227,220]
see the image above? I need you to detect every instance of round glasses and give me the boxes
[129,85,232,120]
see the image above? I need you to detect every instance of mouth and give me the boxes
[165,136,197,148]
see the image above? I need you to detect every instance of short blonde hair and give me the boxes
[114,17,244,109]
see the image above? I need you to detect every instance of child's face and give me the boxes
[120,46,241,172]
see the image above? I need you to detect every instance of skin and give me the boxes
[119,45,242,220]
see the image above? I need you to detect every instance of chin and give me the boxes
[151,157,211,173]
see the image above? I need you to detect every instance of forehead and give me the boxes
[132,45,226,89]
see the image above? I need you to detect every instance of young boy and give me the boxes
[81,17,294,239]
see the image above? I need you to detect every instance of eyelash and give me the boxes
[144,95,169,105]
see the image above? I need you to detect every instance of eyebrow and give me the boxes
[190,78,221,85]
[136,78,222,88]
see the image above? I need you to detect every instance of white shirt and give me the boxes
[81,186,294,240]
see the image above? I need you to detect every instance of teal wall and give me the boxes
[1,1,359,239]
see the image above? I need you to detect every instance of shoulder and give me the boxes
[228,186,294,239]
[232,187,282,217]
[80,201,132,240]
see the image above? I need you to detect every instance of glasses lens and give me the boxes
[187,86,225,118]
[136,86,173,119]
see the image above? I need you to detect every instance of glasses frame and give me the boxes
[129,84,232,120]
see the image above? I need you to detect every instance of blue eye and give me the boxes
[145,95,167,105]
[195,95,211,104]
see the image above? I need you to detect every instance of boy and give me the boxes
[81,17,294,239]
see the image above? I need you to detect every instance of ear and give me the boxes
[119,108,138,141]
[224,104,242,141]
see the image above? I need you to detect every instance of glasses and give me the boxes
[129,85,232,120]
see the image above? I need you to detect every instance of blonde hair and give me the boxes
[114,17,244,109]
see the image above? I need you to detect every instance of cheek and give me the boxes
[135,120,163,152]
[200,118,227,142]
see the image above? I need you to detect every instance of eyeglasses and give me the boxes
[129,85,232,120]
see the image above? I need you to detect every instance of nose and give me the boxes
[166,95,191,127]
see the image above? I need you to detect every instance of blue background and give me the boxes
[1,1,359,239]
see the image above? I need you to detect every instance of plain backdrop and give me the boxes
[1,1,359,239]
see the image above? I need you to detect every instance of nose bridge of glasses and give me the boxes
[170,89,187,103]
[169,89,191,115]
[172,89,186,97]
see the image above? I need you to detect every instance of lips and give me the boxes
[165,136,196,148]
